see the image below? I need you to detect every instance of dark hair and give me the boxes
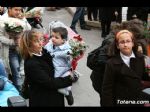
[111,22,121,35]
[120,19,145,40]
[52,27,68,40]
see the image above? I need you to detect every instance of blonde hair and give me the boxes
[19,29,41,59]
[116,30,133,41]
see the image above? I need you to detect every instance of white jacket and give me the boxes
[0,12,31,74]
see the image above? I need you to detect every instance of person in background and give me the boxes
[101,29,150,106]
[70,7,91,34]
[127,7,139,21]
[112,7,122,23]
[127,7,150,24]
[25,7,43,29]
[19,29,74,106]
[87,7,98,21]
[0,7,31,92]
[99,7,117,38]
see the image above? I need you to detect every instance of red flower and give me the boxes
[73,35,82,41]
[69,35,88,70]
[80,51,83,56]
[71,59,78,70]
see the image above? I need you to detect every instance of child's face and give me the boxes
[51,32,65,46]
[117,33,134,56]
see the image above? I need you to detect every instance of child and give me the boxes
[44,27,74,105]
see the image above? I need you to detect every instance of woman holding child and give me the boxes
[19,29,74,106]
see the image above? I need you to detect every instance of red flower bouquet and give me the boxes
[69,35,88,70]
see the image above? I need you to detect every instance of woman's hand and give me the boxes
[14,38,21,46]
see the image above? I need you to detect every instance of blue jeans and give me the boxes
[70,7,86,30]
[9,49,23,92]
[0,59,8,78]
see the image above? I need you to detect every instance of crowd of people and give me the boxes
[0,7,150,107]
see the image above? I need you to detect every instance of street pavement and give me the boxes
[41,7,104,107]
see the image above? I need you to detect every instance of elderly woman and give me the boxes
[19,29,74,107]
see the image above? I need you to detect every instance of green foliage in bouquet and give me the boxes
[4,23,23,33]
[69,35,88,59]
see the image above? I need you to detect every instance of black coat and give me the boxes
[90,68,104,95]
[101,53,150,106]
[24,49,72,107]
[90,35,114,95]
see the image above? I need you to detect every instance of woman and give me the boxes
[101,29,150,106]
[19,29,74,106]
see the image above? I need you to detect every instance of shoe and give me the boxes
[73,29,78,34]
[70,27,78,34]
[81,25,91,30]
[65,91,74,105]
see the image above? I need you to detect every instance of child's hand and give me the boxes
[68,72,74,80]
[69,71,79,83]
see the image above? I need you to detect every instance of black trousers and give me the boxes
[101,20,111,36]
[87,7,98,20]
